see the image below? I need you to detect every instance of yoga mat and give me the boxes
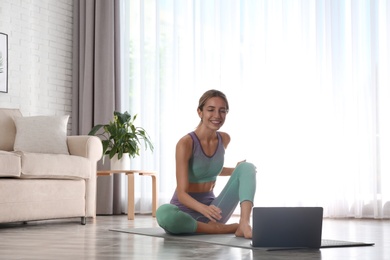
[109,227,374,251]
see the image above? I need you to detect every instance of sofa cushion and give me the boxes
[18,152,91,180]
[13,115,70,155]
[0,151,21,177]
[0,109,22,151]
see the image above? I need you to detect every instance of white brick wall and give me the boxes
[0,0,73,130]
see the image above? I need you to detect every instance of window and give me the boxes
[121,0,390,218]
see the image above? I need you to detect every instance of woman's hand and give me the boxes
[236,159,246,167]
[201,204,222,222]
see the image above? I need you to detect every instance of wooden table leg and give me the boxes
[150,175,157,217]
[127,173,135,220]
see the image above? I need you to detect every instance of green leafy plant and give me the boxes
[88,111,154,160]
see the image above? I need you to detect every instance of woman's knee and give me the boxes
[156,204,176,227]
[156,204,197,234]
[235,162,257,176]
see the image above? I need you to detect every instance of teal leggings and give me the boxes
[156,162,257,234]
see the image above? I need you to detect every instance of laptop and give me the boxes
[251,207,323,249]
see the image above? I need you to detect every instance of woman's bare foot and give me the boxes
[196,221,239,234]
[235,222,252,239]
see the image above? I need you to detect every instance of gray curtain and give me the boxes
[72,0,123,215]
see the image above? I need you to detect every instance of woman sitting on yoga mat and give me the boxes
[156,89,257,239]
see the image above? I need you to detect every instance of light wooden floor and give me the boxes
[0,215,389,260]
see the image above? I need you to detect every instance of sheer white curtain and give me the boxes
[121,0,390,218]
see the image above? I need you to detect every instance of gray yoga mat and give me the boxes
[109,227,374,251]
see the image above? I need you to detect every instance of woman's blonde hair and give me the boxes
[197,89,229,112]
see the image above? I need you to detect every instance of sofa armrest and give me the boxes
[67,135,103,162]
[67,135,102,218]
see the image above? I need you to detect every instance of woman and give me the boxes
[156,89,257,238]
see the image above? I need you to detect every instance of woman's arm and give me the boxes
[217,131,245,176]
[219,160,246,176]
[219,167,235,176]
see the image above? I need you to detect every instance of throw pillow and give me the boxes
[13,115,70,154]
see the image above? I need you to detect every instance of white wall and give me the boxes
[0,0,73,129]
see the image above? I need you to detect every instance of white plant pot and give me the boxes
[110,153,130,170]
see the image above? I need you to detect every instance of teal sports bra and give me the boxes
[188,131,224,183]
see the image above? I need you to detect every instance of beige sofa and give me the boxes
[0,108,102,225]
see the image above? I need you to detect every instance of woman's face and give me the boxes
[198,97,228,130]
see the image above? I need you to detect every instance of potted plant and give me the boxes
[88,111,154,161]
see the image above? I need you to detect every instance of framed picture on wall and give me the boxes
[0,33,8,93]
